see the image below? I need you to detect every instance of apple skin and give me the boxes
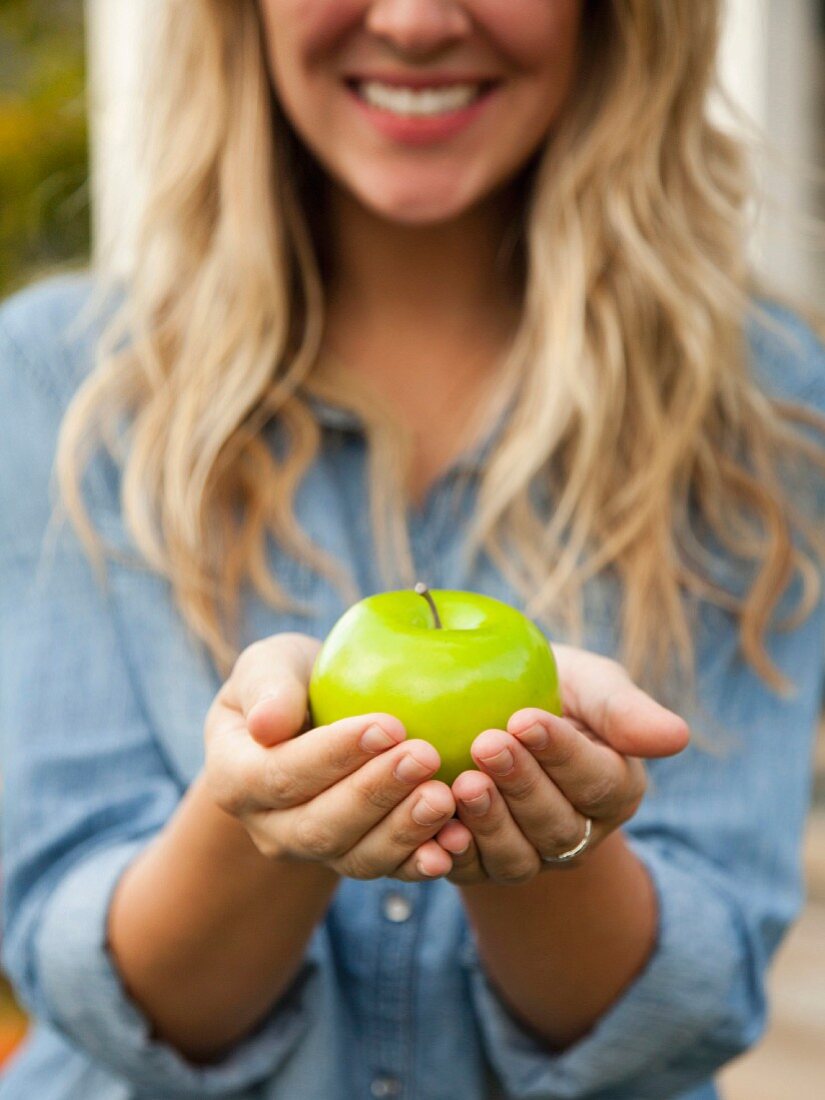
[308,588,562,785]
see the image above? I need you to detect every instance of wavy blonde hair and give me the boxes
[57,0,825,720]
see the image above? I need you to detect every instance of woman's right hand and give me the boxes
[204,632,459,882]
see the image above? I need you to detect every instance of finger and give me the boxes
[223,633,321,747]
[279,739,444,860]
[434,821,486,885]
[434,818,473,855]
[260,711,407,808]
[451,771,542,886]
[393,838,455,882]
[206,705,407,819]
[342,780,456,878]
[516,645,691,758]
[469,729,596,855]
[502,714,644,818]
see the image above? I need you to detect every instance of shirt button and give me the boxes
[370,1075,402,1097]
[382,891,413,923]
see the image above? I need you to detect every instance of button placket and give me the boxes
[361,882,423,1099]
[370,1074,403,1097]
[408,471,470,589]
[382,891,414,923]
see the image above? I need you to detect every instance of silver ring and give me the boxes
[541,817,593,864]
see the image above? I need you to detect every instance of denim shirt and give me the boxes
[0,273,823,1100]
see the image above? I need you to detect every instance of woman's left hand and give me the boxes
[424,645,690,886]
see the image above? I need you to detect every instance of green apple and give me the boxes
[308,583,561,785]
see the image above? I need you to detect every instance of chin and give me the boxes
[347,170,487,226]
[356,185,484,226]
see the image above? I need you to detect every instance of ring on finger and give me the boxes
[540,816,593,864]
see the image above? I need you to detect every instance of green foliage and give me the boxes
[0,0,89,296]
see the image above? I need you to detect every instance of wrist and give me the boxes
[108,769,341,1061]
[187,770,341,891]
[454,828,657,1048]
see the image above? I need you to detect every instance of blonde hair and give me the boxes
[56,0,825,720]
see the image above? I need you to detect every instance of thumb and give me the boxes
[231,632,321,748]
[552,643,691,759]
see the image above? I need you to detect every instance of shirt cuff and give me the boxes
[34,838,318,1097]
[462,836,764,1100]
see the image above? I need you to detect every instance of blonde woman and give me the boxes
[1,2,824,1098]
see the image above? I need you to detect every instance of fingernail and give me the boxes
[359,723,399,753]
[479,747,514,775]
[515,722,548,750]
[394,753,434,783]
[416,859,437,877]
[412,796,447,825]
[461,790,491,816]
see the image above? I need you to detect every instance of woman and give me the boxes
[1,1,824,1097]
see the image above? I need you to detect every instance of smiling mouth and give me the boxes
[344,78,500,117]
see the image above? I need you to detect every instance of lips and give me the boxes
[343,72,502,90]
[343,77,500,145]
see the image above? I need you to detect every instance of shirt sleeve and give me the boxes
[462,299,825,1100]
[0,303,323,1096]
[463,683,824,1100]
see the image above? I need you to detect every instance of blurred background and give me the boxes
[0,1,824,1094]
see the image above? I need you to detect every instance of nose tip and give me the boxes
[365,0,472,57]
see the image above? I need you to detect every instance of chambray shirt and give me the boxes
[0,273,823,1100]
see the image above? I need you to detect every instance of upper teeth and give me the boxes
[356,80,484,116]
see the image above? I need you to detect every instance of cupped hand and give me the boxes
[432,645,691,886]
[203,633,457,882]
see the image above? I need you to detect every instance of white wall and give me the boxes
[85,0,159,275]
[85,0,822,302]
[714,0,820,305]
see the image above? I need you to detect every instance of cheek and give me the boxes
[260,0,363,69]
[259,0,367,136]
[477,0,584,109]
[474,0,583,64]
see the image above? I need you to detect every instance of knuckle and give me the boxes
[293,813,341,860]
[541,734,576,769]
[467,814,499,839]
[264,764,301,807]
[474,826,505,852]
[392,821,429,850]
[492,856,538,885]
[577,774,616,813]
[357,774,401,815]
[500,771,540,804]
[336,850,382,881]
[547,818,585,852]
[325,737,361,775]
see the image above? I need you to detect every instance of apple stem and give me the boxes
[414,581,443,629]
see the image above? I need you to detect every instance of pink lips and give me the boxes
[344,79,500,146]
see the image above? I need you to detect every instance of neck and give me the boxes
[322,177,525,340]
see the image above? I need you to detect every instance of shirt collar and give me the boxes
[300,388,516,475]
